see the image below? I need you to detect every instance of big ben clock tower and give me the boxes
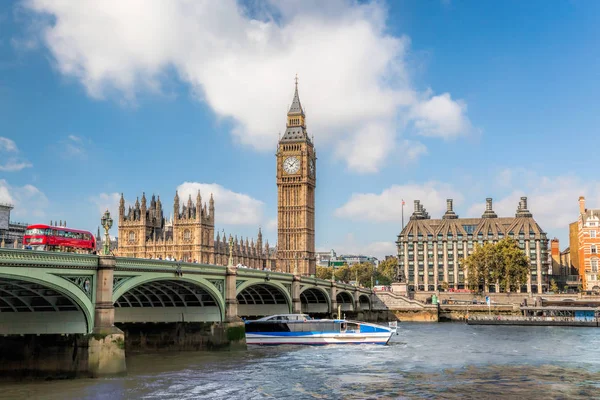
[276,77,316,276]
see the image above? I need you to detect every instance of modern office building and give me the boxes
[396,197,549,293]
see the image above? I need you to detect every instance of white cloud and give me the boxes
[60,135,87,158]
[410,93,472,139]
[24,0,473,173]
[0,136,32,171]
[398,139,428,164]
[266,217,277,232]
[467,170,600,236]
[0,137,17,152]
[334,181,464,222]
[90,192,121,223]
[0,179,48,219]
[176,182,264,226]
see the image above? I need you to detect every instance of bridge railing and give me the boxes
[0,248,98,267]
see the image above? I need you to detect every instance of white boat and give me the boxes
[244,314,394,345]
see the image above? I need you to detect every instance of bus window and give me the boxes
[58,231,66,237]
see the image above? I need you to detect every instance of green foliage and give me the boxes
[316,261,395,288]
[549,279,559,293]
[462,238,529,293]
[376,257,398,285]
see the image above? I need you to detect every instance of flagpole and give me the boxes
[401,199,405,230]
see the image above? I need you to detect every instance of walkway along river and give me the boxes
[1,323,598,399]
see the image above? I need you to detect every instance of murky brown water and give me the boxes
[1,323,598,399]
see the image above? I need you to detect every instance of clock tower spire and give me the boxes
[276,77,316,276]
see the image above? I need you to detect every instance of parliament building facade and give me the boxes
[117,80,316,274]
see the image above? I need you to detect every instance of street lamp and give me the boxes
[101,209,113,256]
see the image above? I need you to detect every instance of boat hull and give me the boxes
[246,332,392,345]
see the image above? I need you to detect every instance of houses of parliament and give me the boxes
[117,79,316,275]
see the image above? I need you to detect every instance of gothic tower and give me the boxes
[276,77,316,275]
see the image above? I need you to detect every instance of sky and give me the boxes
[1,0,599,258]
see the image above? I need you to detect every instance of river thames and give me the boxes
[1,323,599,399]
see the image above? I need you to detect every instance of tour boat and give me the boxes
[244,314,394,345]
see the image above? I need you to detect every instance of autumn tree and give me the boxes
[376,257,398,285]
[462,238,529,293]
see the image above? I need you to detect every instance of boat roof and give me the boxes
[254,314,312,321]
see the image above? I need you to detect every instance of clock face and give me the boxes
[309,158,315,177]
[283,156,300,174]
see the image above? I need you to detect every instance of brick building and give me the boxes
[569,196,600,291]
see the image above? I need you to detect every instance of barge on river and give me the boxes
[467,306,599,327]
[244,314,394,345]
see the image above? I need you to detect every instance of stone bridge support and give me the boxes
[88,255,126,377]
[225,265,239,321]
[353,289,362,312]
[292,274,301,314]
[330,282,338,318]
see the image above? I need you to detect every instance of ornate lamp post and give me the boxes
[101,209,113,255]
[228,235,234,267]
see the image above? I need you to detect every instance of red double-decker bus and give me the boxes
[23,224,97,253]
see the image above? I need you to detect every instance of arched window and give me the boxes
[184,229,191,240]
[128,231,135,242]
[591,244,597,254]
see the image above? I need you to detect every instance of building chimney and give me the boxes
[414,200,420,213]
[443,198,458,219]
[551,238,560,257]
[516,196,532,218]
[482,197,498,218]
[579,196,586,214]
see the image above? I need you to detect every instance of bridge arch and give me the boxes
[299,286,331,315]
[336,290,355,312]
[113,275,225,322]
[358,294,371,311]
[236,280,292,317]
[0,272,94,334]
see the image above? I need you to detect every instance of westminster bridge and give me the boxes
[0,248,381,377]
[0,248,375,335]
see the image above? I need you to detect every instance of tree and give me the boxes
[376,257,398,285]
[316,266,331,280]
[549,279,559,293]
[462,238,530,293]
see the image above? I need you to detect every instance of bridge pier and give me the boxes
[88,255,126,377]
[330,283,338,318]
[292,274,302,313]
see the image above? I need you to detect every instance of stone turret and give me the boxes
[481,198,498,218]
[515,196,533,218]
[442,199,458,219]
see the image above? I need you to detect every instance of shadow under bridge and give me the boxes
[0,275,91,334]
[237,282,292,318]
[113,278,223,323]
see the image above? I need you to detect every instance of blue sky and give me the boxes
[1,0,599,257]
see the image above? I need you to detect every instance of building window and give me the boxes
[591,230,597,238]
[184,229,191,240]
[128,231,135,241]
[592,245,597,255]
[592,258,598,273]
